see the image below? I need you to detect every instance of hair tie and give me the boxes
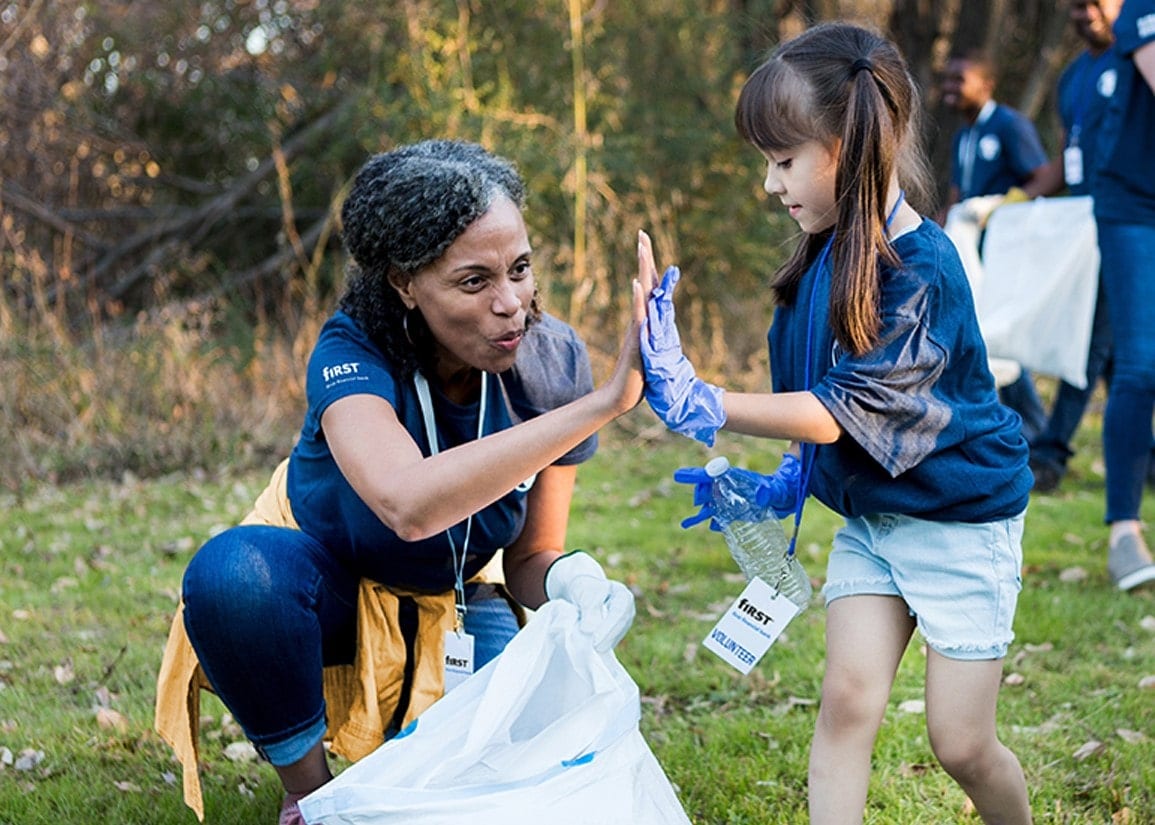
[850,58,874,77]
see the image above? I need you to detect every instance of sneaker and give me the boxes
[279,792,308,825]
[1107,533,1155,592]
[1029,457,1065,493]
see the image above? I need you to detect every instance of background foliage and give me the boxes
[3,3,1151,823]
[3,0,1087,485]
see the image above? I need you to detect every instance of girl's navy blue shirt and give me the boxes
[287,310,597,592]
[769,219,1032,522]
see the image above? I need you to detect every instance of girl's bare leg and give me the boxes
[925,651,1032,825]
[809,595,915,825]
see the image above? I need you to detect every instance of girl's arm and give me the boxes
[722,390,843,444]
[499,463,576,608]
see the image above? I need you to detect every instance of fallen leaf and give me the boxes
[95,707,129,732]
[113,780,141,792]
[0,628,8,644]
[1,747,12,767]
[1112,806,1132,823]
[899,762,935,777]
[223,741,257,763]
[1139,615,1155,632]
[897,699,925,714]
[50,576,78,594]
[14,749,45,772]
[1138,675,1155,690]
[219,714,242,738]
[1024,642,1053,653]
[93,686,116,708]
[682,642,698,663]
[1116,729,1146,744]
[1003,672,1026,686]
[1059,566,1088,583]
[1072,739,1105,761]
[54,660,75,685]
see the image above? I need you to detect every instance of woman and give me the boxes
[158,139,646,824]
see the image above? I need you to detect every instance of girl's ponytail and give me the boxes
[830,52,903,355]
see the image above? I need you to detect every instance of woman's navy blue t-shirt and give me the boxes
[287,311,597,592]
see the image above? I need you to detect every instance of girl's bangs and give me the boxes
[735,60,816,152]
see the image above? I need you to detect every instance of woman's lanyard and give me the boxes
[414,369,487,631]
[787,191,906,558]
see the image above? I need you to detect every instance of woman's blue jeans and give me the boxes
[181,525,520,766]
[1097,219,1155,523]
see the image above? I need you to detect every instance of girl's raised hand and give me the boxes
[636,230,728,446]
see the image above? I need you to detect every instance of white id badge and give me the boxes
[1064,145,1084,187]
[702,577,801,675]
[443,629,475,692]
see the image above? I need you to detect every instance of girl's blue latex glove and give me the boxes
[672,453,802,530]
[640,265,726,446]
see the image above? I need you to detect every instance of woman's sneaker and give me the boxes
[1108,533,1155,591]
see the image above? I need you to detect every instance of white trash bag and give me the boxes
[978,195,1100,390]
[298,600,693,825]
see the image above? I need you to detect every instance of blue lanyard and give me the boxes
[786,191,905,557]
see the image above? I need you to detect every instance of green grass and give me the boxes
[2,423,1154,824]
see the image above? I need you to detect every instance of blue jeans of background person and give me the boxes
[1097,219,1155,523]
[999,370,1047,444]
[1031,275,1113,468]
[181,525,520,767]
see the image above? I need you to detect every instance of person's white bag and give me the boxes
[977,195,1100,389]
[298,600,693,825]
[943,195,1023,388]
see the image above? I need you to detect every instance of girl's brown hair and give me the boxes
[735,22,933,356]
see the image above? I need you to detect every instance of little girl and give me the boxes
[638,22,1034,825]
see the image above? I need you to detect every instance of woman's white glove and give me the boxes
[545,551,635,651]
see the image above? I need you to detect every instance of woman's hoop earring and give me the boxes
[403,309,415,346]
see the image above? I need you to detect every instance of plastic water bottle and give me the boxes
[706,456,812,610]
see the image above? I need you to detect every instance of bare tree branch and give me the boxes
[49,97,355,307]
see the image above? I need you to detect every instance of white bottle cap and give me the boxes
[705,456,730,477]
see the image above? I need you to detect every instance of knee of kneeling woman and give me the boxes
[182,528,293,625]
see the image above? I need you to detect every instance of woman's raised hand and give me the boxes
[636,231,728,446]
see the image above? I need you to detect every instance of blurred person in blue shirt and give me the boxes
[1089,0,1155,591]
[940,51,1052,445]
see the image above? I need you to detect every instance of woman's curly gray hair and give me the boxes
[338,139,539,376]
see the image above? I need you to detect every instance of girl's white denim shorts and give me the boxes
[822,510,1026,661]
